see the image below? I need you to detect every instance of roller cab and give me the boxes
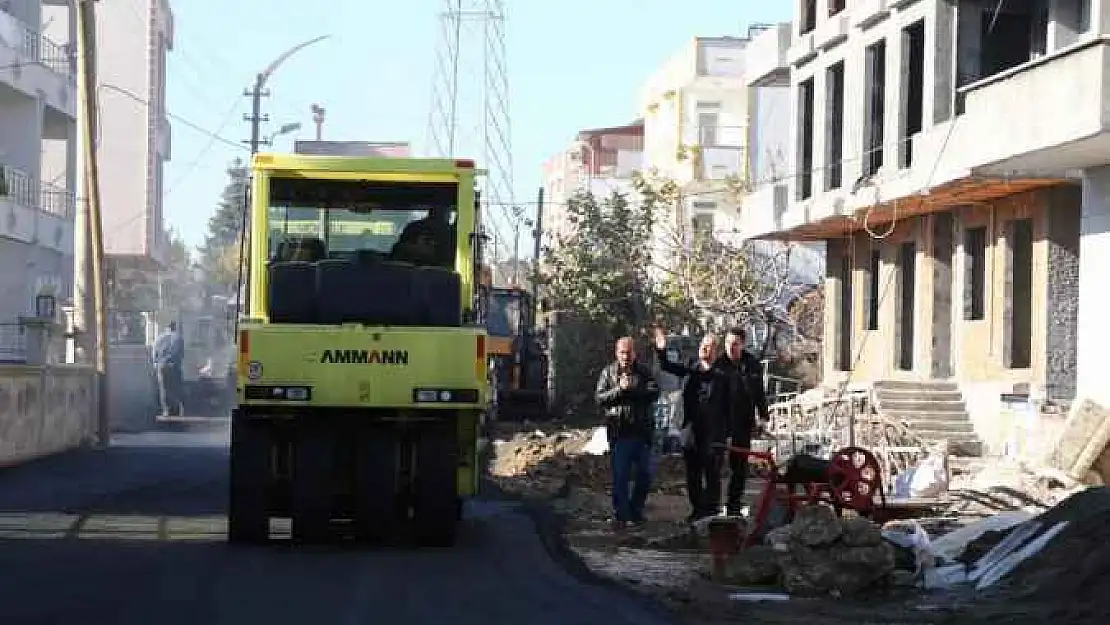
[228,154,489,547]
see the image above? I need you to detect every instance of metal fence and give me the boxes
[0,322,26,364]
[0,167,75,218]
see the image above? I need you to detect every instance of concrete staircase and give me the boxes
[872,380,984,457]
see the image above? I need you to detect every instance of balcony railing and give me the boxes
[6,12,74,79]
[1,166,75,219]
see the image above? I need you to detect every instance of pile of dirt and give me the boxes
[722,505,896,598]
[986,486,1110,606]
[489,426,687,500]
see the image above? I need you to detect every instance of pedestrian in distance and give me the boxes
[652,326,733,523]
[153,320,185,418]
[594,336,661,531]
[718,326,771,516]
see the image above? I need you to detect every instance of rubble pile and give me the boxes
[969,486,1110,606]
[490,426,687,500]
[723,505,896,598]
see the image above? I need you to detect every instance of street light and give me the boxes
[265,122,302,147]
[242,36,329,310]
[245,35,330,154]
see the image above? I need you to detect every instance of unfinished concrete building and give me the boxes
[747,0,1110,456]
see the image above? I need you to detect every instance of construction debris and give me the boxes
[490,426,687,501]
[721,505,896,598]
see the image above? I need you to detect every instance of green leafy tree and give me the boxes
[198,158,249,297]
[541,188,659,337]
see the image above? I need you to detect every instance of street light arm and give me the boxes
[258,35,331,85]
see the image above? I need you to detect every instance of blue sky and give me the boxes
[163,0,792,254]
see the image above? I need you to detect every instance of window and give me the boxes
[864,39,887,177]
[800,0,817,34]
[900,20,925,168]
[486,291,521,338]
[691,213,714,236]
[797,77,815,200]
[836,254,853,371]
[829,0,845,16]
[865,250,880,330]
[697,112,718,147]
[1007,219,1034,369]
[896,242,916,371]
[825,61,845,190]
[963,226,987,320]
[266,178,458,269]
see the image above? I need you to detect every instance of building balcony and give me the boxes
[0,9,75,116]
[738,182,789,238]
[0,165,75,254]
[697,146,746,181]
[745,23,791,87]
[958,37,1110,177]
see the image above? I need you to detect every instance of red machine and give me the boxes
[708,443,888,560]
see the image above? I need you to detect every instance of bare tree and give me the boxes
[632,171,795,339]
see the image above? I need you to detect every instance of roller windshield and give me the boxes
[267,178,459,269]
[264,176,466,328]
[486,291,520,337]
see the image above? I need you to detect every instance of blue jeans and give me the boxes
[611,437,653,523]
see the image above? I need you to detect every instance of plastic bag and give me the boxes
[909,448,950,498]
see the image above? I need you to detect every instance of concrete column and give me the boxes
[931,0,956,124]
[1044,185,1081,401]
[1077,166,1110,405]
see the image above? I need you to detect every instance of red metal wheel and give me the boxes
[826,446,885,514]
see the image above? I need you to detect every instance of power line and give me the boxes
[98,83,245,151]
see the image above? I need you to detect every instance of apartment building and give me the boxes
[748,0,1110,451]
[737,23,793,238]
[92,0,173,270]
[640,37,752,234]
[540,120,644,243]
[0,0,77,350]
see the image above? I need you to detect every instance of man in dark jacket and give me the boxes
[595,336,661,529]
[720,326,770,516]
[653,327,730,522]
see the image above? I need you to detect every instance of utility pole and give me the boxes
[511,216,520,287]
[311,103,325,140]
[240,36,330,310]
[531,187,544,307]
[75,0,110,447]
[244,75,270,155]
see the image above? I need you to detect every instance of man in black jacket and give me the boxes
[653,327,730,522]
[595,336,661,529]
[720,326,770,516]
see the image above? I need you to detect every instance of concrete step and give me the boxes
[873,380,959,392]
[874,389,964,403]
[882,410,972,423]
[913,428,979,441]
[877,399,967,413]
[899,419,976,434]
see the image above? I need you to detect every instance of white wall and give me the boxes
[1077,165,1110,406]
[749,85,790,186]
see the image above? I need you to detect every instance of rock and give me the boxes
[790,504,843,547]
[829,542,896,570]
[840,515,883,547]
[725,545,780,586]
[764,526,792,551]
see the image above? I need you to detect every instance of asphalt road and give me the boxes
[0,429,673,625]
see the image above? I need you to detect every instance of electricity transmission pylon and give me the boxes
[427,0,516,270]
